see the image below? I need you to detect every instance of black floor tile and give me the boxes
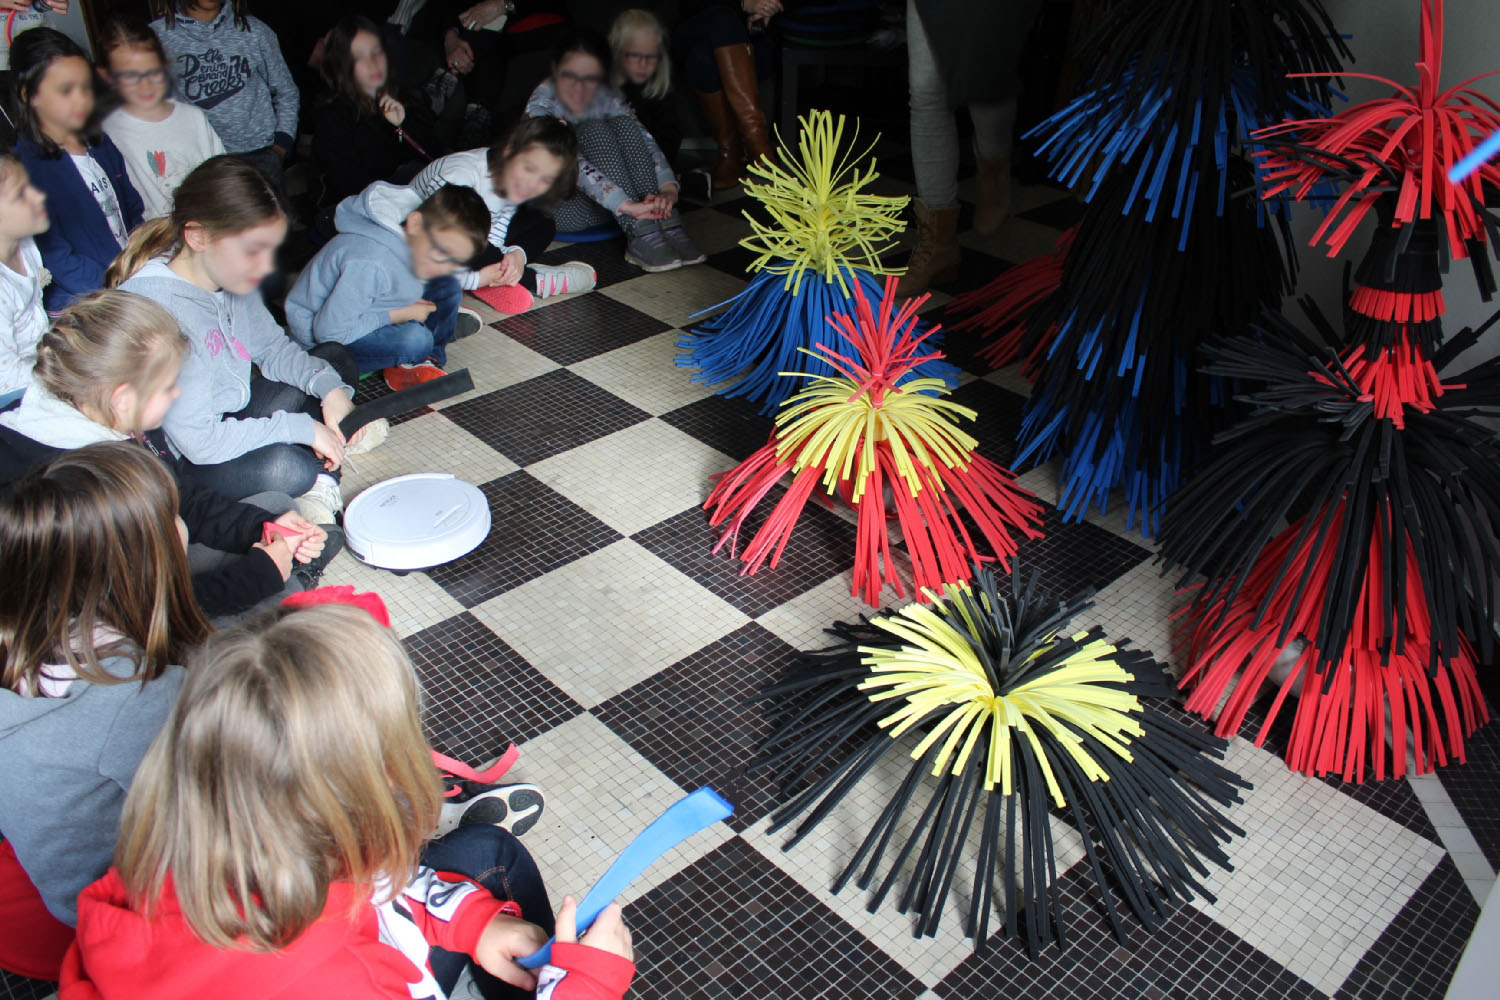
[1020,195,1086,231]
[405,611,584,762]
[659,392,775,463]
[595,622,800,831]
[703,241,763,284]
[440,369,651,467]
[1437,713,1500,869]
[624,837,927,1000]
[1334,855,1479,1000]
[492,292,670,366]
[1013,507,1153,603]
[0,972,54,1000]
[633,489,857,618]
[424,471,621,607]
[350,371,432,426]
[934,862,1325,1000]
[533,236,640,291]
[946,377,1028,467]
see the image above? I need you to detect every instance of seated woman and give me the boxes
[609,9,679,165]
[675,0,777,190]
[312,14,441,215]
[524,27,704,274]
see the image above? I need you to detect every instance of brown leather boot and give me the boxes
[896,199,962,297]
[696,89,744,189]
[714,43,774,165]
[974,154,1012,235]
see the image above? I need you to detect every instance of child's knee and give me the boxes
[392,322,437,361]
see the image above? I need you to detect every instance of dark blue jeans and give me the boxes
[346,276,463,371]
[176,343,359,502]
[424,824,554,1000]
[674,6,775,93]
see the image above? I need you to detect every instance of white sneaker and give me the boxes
[530,260,597,299]
[434,783,546,838]
[294,473,343,524]
[344,417,388,456]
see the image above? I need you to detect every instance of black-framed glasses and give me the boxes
[112,68,168,88]
[557,70,603,86]
[620,51,661,64]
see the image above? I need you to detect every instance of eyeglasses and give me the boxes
[557,70,603,86]
[422,224,470,267]
[620,51,661,64]
[112,68,168,87]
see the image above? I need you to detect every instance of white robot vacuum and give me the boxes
[343,473,490,572]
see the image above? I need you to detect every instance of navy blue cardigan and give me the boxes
[14,135,145,312]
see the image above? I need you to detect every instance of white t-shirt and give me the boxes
[102,102,227,221]
[0,237,49,396]
[70,154,128,248]
[0,11,46,72]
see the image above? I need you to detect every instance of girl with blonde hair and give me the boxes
[608,9,679,163]
[64,598,637,1000]
[0,441,209,981]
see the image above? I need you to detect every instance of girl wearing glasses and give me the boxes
[524,27,704,273]
[99,15,225,222]
[608,9,679,165]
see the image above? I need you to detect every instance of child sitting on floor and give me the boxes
[0,441,211,982]
[286,182,489,392]
[0,154,52,405]
[98,14,226,222]
[62,597,636,1000]
[410,115,594,316]
[0,289,334,621]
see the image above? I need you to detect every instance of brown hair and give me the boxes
[318,14,385,120]
[154,1,249,31]
[116,604,442,950]
[98,14,170,73]
[0,154,27,195]
[416,184,490,262]
[33,290,189,432]
[9,27,103,159]
[106,155,289,287]
[0,442,211,695]
[486,116,578,205]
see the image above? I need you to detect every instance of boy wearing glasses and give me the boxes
[286,183,490,392]
[99,15,225,221]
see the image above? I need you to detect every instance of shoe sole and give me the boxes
[625,252,682,273]
[435,784,545,839]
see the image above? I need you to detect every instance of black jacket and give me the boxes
[620,79,681,164]
[312,91,440,208]
[0,423,284,618]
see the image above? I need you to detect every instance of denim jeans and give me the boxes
[346,276,464,371]
[175,343,359,502]
[423,824,554,1000]
[907,0,1017,209]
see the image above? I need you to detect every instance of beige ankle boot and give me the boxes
[896,199,962,297]
[974,154,1012,235]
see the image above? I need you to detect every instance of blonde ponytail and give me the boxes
[105,217,180,289]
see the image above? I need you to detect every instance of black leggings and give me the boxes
[473,202,557,292]
[553,117,670,235]
[175,344,359,502]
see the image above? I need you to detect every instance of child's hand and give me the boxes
[272,510,327,560]
[311,422,346,471]
[392,299,438,324]
[253,534,295,580]
[378,93,406,128]
[320,389,355,436]
[619,200,659,220]
[473,914,549,990]
[472,260,510,287]
[492,250,525,286]
[554,895,633,962]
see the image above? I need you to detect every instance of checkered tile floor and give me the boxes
[6,173,1497,1000]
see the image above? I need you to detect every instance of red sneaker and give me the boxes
[383,362,446,392]
[472,283,535,315]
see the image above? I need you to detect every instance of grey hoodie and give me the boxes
[120,259,353,465]
[286,183,426,348]
[0,656,184,924]
[151,6,299,154]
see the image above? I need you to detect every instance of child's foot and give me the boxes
[661,225,706,266]
[344,417,388,456]
[531,261,597,299]
[454,307,484,340]
[625,230,681,272]
[384,363,446,392]
[294,473,344,526]
[435,783,546,838]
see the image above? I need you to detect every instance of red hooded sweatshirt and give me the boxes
[59,866,635,1000]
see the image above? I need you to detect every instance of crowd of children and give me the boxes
[0,2,745,995]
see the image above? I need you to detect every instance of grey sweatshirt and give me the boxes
[121,259,353,465]
[0,656,184,924]
[524,80,676,213]
[286,182,428,347]
[151,6,299,154]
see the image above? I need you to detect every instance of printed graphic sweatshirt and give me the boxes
[150,6,299,155]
